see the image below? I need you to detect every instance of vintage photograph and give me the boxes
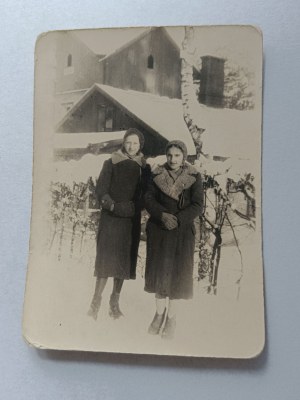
[23,25,264,358]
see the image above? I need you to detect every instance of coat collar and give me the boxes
[111,149,146,167]
[152,163,198,200]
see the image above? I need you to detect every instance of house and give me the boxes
[97,27,184,99]
[54,27,206,123]
[54,27,227,158]
[54,31,105,121]
[55,84,196,157]
[55,81,257,160]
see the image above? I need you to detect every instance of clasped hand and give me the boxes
[161,212,178,230]
[101,194,114,211]
[101,194,135,217]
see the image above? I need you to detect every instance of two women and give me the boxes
[88,128,148,320]
[144,140,203,339]
[89,133,203,341]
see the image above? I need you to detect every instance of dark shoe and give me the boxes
[148,308,166,335]
[87,297,101,321]
[161,316,176,340]
[109,293,124,319]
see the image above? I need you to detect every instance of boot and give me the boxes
[87,296,101,321]
[161,315,176,340]
[148,308,166,335]
[109,293,124,319]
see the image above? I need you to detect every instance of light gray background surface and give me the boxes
[1,1,300,399]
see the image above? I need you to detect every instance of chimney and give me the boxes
[199,56,225,107]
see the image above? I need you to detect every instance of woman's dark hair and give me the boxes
[123,128,145,150]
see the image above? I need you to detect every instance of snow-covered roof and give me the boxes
[56,84,197,155]
[54,131,125,149]
[191,104,259,159]
[56,83,259,161]
[97,84,198,154]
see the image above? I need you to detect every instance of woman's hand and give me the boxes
[101,194,115,211]
[161,213,178,230]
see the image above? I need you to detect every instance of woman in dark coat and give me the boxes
[88,128,148,320]
[144,140,203,339]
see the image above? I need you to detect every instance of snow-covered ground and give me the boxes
[24,225,264,358]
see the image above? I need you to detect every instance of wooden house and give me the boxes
[97,27,183,99]
[54,28,205,122]
[55,84,196,157]
[54,31,105,121]
[54,27,226,158]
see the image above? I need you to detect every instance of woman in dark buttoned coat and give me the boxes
[88,128,148,320]
[144,140,203,339]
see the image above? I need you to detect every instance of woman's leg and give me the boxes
[167,299,177,318]
[155,294,167,315]
[161,298,177,340]
[87,277,108,320]
[148,294,167,335]
[112,278,124,294]
[109,278,124,319]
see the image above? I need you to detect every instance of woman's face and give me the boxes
[123,134,140,156]
[166,146,184,171]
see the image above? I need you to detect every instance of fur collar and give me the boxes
[152,163,198,200]
[111,149,146,167]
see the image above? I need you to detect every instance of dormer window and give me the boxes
[67,54,72,67]
[147,55,154,69]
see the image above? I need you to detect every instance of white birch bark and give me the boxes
[181,26,205,158]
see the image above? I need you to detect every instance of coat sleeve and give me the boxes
[137,164,151,211]
[176,173,204,226]
[144,175,168,221]
[95,159,113,202]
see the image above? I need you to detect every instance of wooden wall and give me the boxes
[58,91,167,157]
[102,28,181,99]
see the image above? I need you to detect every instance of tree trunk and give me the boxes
[181,26,205,157]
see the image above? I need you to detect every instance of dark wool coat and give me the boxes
[144,164,203,299]
[94,158,148,280]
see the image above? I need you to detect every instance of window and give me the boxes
[64,54,74,75]
[97,105,114,132]
[67,54,72,67]
[147,55,154,69]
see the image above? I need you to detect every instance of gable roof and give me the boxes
[74,26,200,73]
[72,27,149,56]
[198,106,258,160]
[73,27,181,59]
[98,27,180,64]
[56,83,197,155]
[57,83,258,161]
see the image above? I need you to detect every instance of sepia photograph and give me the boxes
[23,25,264,358]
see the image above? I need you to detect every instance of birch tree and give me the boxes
[181,26,255,296]
[181,26,205,157]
